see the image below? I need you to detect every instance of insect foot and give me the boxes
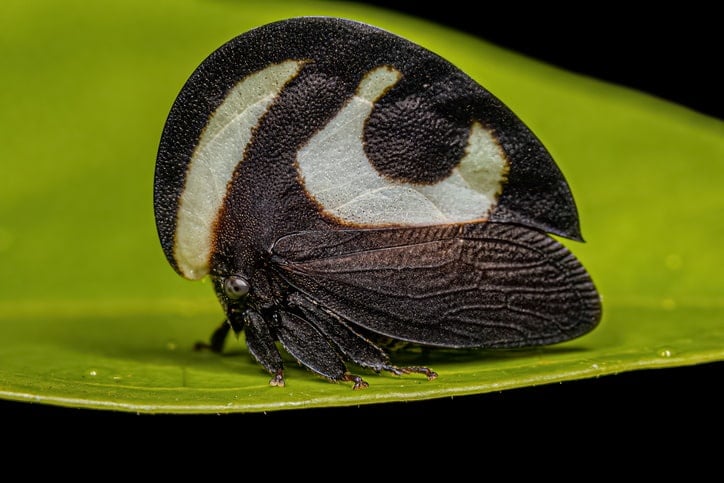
[384,365,439,381]
[269,370,285,387]
[193,321,231,354]
[405,367,439,381]
[342,373,370,390]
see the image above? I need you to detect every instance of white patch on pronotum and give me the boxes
[297,65,509,227]
[174,60,304,279]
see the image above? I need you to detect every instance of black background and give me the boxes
[358,2,723,120]
[3,3,721,434]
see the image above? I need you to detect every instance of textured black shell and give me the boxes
[155,17,582,277]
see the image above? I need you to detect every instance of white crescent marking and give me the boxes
[174,60,304,280]
[297,65,508,227]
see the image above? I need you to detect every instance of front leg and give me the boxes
[194,320,231,353]
[287,293,436,383]
[276,310,369,389]
[244,309,286,387]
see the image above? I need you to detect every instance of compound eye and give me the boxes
[223,276,250,300]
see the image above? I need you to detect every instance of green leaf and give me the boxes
[1,0,722,414]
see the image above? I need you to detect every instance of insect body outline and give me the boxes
[154,17,602,389]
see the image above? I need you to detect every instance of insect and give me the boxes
[154,17,602,389]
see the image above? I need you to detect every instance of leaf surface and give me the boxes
[1,0,722,413]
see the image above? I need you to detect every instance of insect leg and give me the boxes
[193,320,231,353]
[243,310,286,387]
[277,310,369,389]
[288,293,437,381]
[385,366,438,380]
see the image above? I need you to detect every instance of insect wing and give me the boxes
[272,224,601,348]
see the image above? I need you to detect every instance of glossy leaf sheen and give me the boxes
[1,0,722,413]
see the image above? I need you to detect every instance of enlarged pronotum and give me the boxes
[154,17,602,389]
